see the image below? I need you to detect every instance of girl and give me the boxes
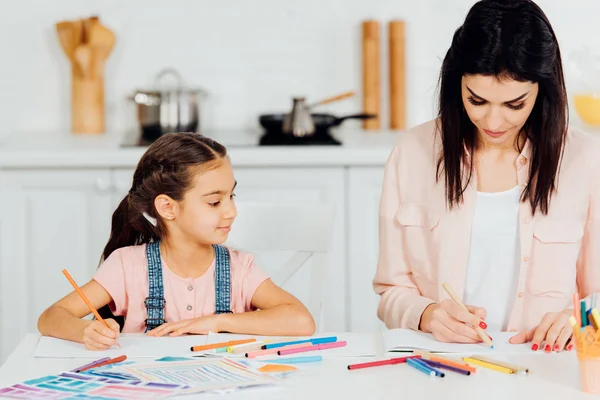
[373,0,599,352]
[38,133,315,350]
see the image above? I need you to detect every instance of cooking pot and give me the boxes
[130,68,207,145]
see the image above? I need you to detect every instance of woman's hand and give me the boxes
[147,315,221,337]
[419,300,488,343]
[509,309,574,352]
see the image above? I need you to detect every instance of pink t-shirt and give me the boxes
[93,244,269,333]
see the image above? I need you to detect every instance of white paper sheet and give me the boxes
[33,333,209,358]
[206,332,378,357]
[382,329,532,355]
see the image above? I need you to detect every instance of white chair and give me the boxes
[224,202,336,332]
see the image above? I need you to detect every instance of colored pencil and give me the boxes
[78,355,127,372]
[277,341,347,356]
[442,283,494,349]
[347,355,421,370]
[190,338,256,352]
[262,336,337,350]
[62,269,121,348]
[463,357,515,374]
[574,293,581,327]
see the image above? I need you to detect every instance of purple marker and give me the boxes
[71,357,111,372]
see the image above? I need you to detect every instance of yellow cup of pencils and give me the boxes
[571,304,600,394]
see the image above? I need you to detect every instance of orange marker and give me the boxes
[78,355,127,372]
[429,356,477,373]
[190,338,256,352]
[62,269,121,348]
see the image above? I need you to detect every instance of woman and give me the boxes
[373,0,599,352]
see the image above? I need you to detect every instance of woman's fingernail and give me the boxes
[554,344,560,351]
[479,321,488,329]
[531,344,539,351]
[545,345,551,352]
[567,344,574,351]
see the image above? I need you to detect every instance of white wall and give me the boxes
[2,0,599,139]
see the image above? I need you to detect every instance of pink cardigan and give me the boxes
[373,120,600,332]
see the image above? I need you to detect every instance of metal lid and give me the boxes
[131,68,207,105]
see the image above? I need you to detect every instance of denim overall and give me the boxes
[144,241,232,331]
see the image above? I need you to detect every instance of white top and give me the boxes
[463,185,521,331]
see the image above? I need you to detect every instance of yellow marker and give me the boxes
[463,357,515,374]
[569,316,579,328]
[591,309,600,330]
[228,340,274,354]
[470,356,528,374]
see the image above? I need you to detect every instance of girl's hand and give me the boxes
[420,300,488,343]
[147,315,221,337]
[83,319,120,350]
[509,309,574,352]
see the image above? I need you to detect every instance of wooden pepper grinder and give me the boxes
[362,20,381,130]
[56,16,116,134]
[389,20,405,131]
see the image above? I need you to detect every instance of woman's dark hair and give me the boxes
[98,132,227,326]
[436,0,568,215]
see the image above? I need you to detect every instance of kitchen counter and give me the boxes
[0,129,402,168]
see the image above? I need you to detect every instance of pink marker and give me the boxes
[245,343,307,358]
[278,341,347,356]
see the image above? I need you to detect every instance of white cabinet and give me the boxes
[347,168,387,333]
[111,169,135,208]
[233,168,346,332]
[0,169,114,361]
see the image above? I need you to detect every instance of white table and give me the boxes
[0,334,594,399]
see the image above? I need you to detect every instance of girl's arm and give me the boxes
[148,279,316,337]
[219,279,316,336]
[37,280,115,343]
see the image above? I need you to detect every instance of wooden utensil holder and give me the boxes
[72,74,104,134]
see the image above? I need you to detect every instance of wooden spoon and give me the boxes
[88,22,116,79]
[309,91,355,108]
[55,21,77,61]
[74,45,93,79]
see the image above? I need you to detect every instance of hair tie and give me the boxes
[142,212,158,227]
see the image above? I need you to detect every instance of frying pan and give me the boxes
[259,112,377,134]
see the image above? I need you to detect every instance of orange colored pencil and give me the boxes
[78,355,127,372]
[574,293,581,327]
[190,338,256,352]
[62,269,121,348]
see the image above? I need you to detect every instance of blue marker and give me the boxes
[262,336,337,350]
[258,356,323,364]
[406,358,437,377]
[413,358,445,377]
